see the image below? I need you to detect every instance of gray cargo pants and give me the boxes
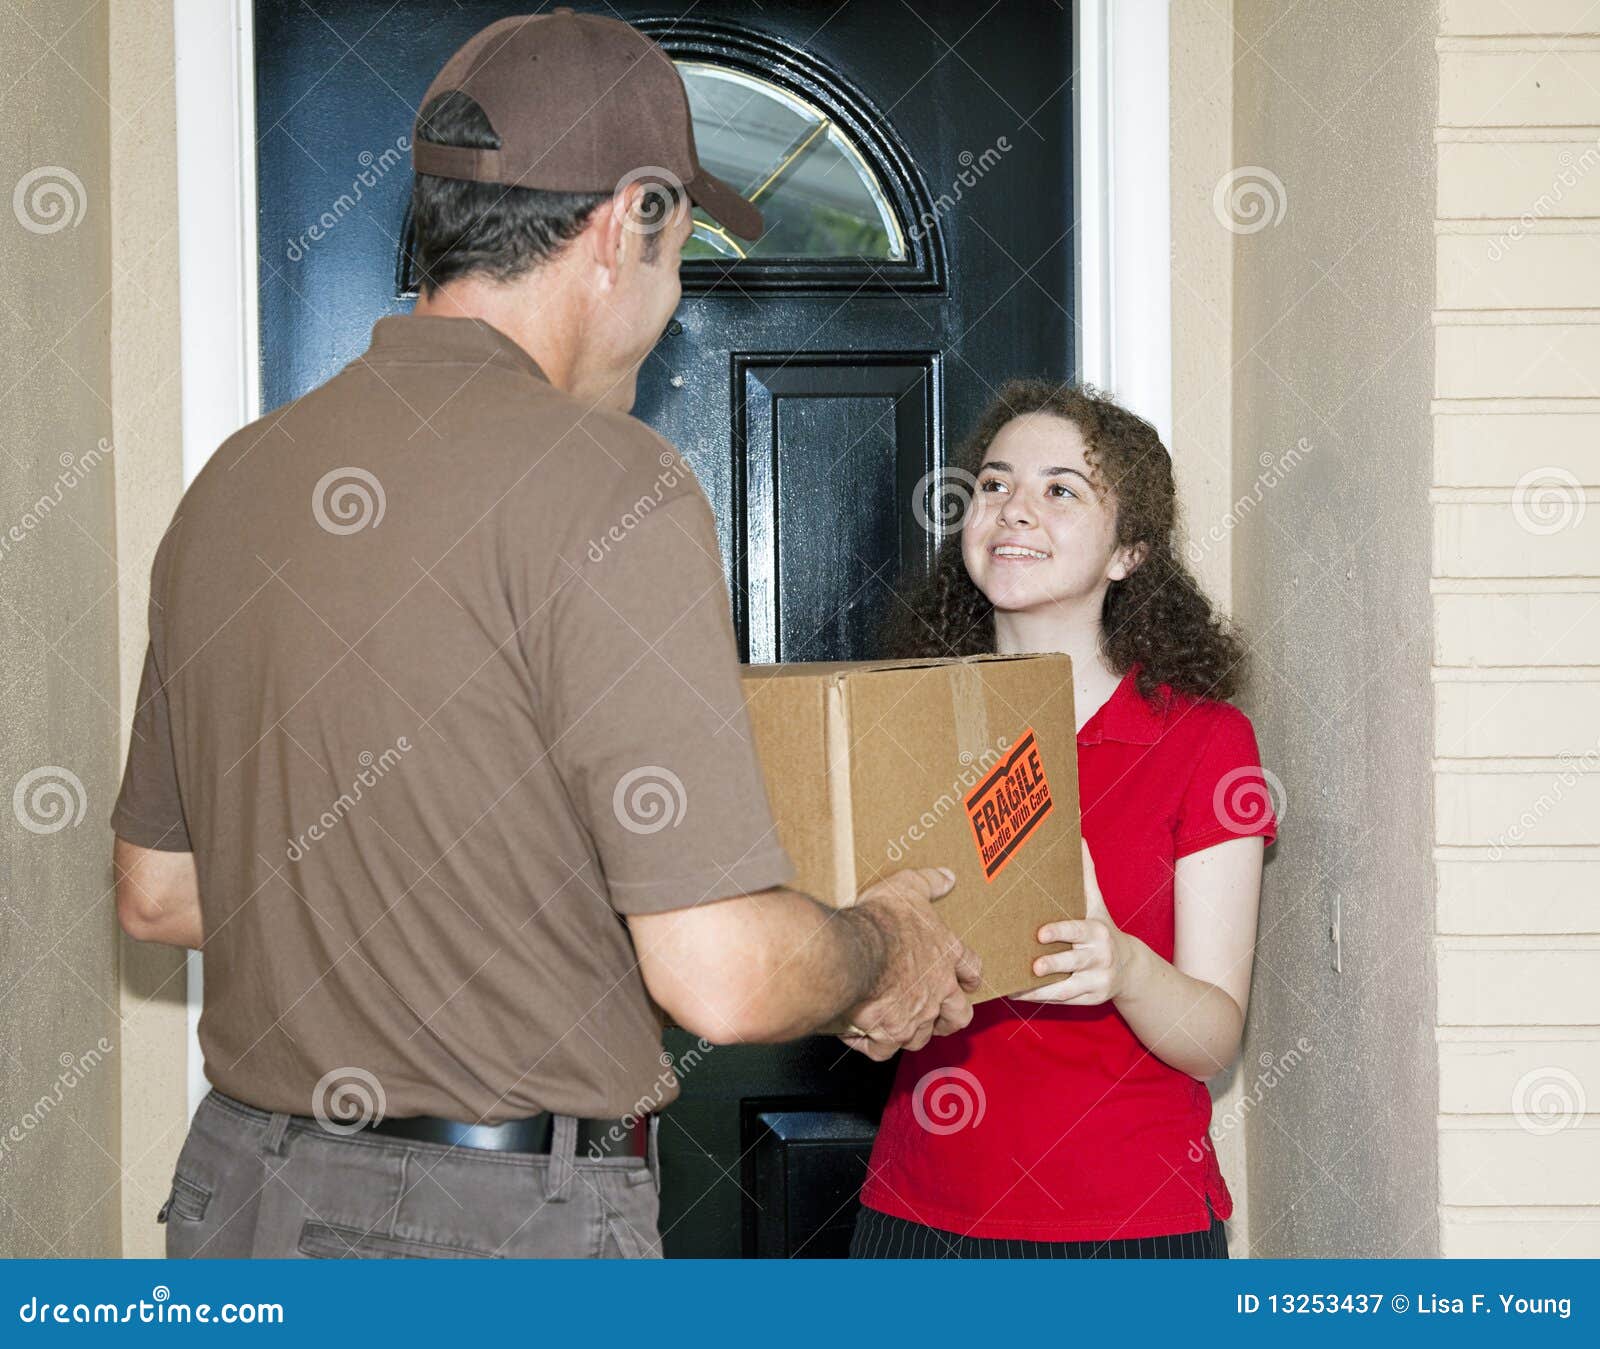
[160,1090,663,1259]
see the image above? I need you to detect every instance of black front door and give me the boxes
[255,0,1074,1257]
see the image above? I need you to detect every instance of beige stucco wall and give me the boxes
[1433,0,1600,1257]
[1169,0,1254,1252]
[0,0,122,1257]
[1229,0,1442,1256]
[109,0,191,1258]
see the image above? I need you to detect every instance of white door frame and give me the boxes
[172,0,259,1115]
[169,0,1174,1116]
[1075,0,1173,448]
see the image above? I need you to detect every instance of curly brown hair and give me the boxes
[882,379,1248,702]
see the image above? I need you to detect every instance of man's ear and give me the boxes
[1108,541,1149,582]
[586,185,634,290]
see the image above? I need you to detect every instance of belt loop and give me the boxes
[647,1113,661,1192]
[544,1113,577,1202]
[263,1111,291,1157]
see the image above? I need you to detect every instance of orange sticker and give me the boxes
[965,728,1054,881]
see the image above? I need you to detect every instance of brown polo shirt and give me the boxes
[112,315,793,1123]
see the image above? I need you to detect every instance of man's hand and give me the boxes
[839,867,981,1062]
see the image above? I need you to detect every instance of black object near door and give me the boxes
[254,0,1075,1257]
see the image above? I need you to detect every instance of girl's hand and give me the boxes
[1014,840,1134,1005]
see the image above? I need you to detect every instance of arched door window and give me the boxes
[397,24,942,297]
[677,62,905,263]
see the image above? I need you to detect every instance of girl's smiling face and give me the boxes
[960,412,1139,615]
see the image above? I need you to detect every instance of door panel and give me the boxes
[740,357,936,663]
[254,0,1074,1257]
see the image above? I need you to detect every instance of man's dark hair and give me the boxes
[406,91,612,295]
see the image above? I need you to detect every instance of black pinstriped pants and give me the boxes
[849,1199,1228,1259]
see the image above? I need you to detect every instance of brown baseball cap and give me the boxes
[412,9,762,241]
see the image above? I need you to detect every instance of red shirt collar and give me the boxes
[1077,667,1174,747]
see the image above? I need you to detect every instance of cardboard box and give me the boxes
[741,654,1084,1007]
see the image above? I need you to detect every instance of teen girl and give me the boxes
[851,382,1278,1259]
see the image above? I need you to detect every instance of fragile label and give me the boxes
[965,728,1054,881]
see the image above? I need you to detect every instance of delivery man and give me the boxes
[111,10,979,1260]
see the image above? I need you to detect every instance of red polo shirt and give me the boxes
[859,670,1277,1242]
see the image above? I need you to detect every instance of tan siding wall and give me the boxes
[1434,0,1600,1258]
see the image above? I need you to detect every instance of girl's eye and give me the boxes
[978,478,1008,493]
[1048,483,1077,500]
